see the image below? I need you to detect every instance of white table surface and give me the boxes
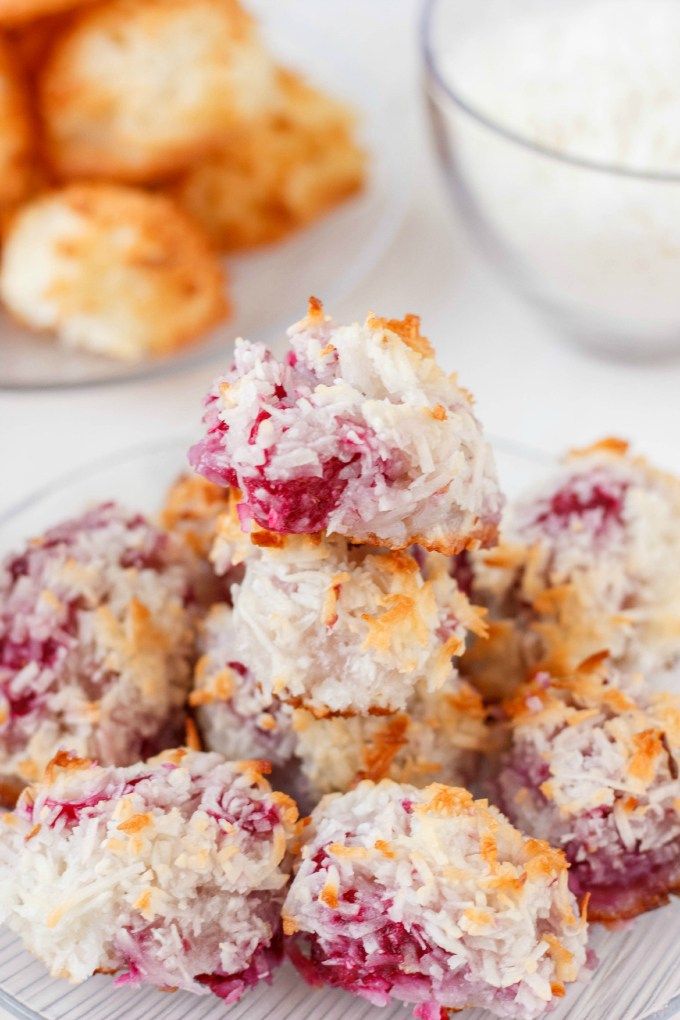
[1,1,680,1018]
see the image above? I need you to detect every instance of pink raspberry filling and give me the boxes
[190,390,400,536]
[115,928,283,1004]
[0,599,81,743]
[242,454,355,534]
[288,923,530,1018]
[531,472,628,537]
[195,932,283,1003]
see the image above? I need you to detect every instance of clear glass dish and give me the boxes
[0,436,678,1020]
[0,4,408,391]
[422,0,680,360]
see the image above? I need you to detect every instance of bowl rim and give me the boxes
[420,0,680,184]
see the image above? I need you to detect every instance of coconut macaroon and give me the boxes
[293,677,490,798]
[171,68,365,250]
[0,750,298,1001]
[497,661,680,922]
[0,37,33,218]
[189,301,502,554]
[190,605,489,793]
[222,535,485,716]
[464,439,680,698]
[38,0,278,182]
[0,0,92,24]
[284,780,588,1019]
[191,602,296,768]
[0,184,228,360]
[0,502,198,803]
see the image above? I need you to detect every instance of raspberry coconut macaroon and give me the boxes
[284,780,588,1019]
[190,612,489,796]
[221,535,486,716]
[0,749,298,1001]
[189,299,502,554]
[497,660,680,922]
[293,677,490,798]
[464,438,680,699]
[0,502,197,805]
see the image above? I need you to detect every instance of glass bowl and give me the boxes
[0,3,408,391]
[0,435,678,1019]
[422,0,680,359]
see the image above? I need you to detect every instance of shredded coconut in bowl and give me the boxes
[189,299,502,555]
[497,659,680,922]
[0,749,299,1001]
[191,602,296,767]
[293,677,490,798]
[284,779,588,1019]
[224,536,486,716]
[464,438,680,698]
[0,502,198,802]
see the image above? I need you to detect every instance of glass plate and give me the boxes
[0,436,678,1020]
[0,5,408,391]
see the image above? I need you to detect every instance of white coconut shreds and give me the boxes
[463,438,680,699]
[224,535,487,716]
[497,661,680,923]
[0,502,198,802]
[188,299,503,555]
[0,749,299,1001]
[283,779,588,1020]
[189,602,488,793]
[190,602,296,766]
[293,677,490,798]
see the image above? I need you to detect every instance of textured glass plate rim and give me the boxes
[0,10,409,394]
[0,434,678,1020]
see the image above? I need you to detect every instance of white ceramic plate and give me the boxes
[0,5,408,391]
[0,436,678,1020]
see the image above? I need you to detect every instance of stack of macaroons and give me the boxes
[187,301,501,723]
[5,302,680,1016]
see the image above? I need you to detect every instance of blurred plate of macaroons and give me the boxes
[0,0,407,388]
